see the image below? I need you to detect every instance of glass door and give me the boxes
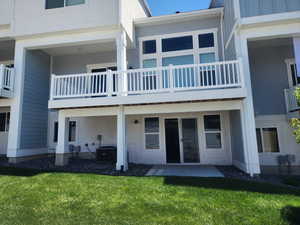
[181,118,200,163]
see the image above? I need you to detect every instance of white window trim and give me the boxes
[0,111,10,133]
[53,120,78,145]
[203,113,224,151]
[139,28,219,68]
[256,127,281,154]
[285,58,297,88]
[143,117,160,151]
[86,63,117,73]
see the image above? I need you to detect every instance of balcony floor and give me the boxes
[48,87,246,109]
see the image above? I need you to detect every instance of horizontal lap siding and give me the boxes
[240,0,300,17]
[249,43,293,116]
[20,50,50,149]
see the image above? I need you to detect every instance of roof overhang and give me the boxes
[134,8,223,27]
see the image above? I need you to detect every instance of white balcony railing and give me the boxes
[0,65,14,93]
[50,60,244,100]
[285,87,300,113]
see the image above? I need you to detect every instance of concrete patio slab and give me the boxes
[146,165,224,178]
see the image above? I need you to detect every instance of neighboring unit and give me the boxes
[0,0,299,175]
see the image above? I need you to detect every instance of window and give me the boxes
[162,36,193,52]
[46,0,85,9]
[69,121,77,142]
[200,53,216,64]
[290,63,299,86]
[256,128,280,153]
[199,33,214,48]
[53,121,76,143]
[140,30,217,70]
[162,55,194,66]
[143,40,156,54]
[53,122,58,143]
[144,118,160,150]
[204,115,222,149]
[143,59,157,68]
[0,112,10,132]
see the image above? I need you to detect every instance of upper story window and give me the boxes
[140,29,218,68]
[46,0,85,9]
[143,40,156,54]
[162,36,193,52]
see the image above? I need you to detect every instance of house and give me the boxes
[0,0,299,176]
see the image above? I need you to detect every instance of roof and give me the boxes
[140,0,152,17]
[134,8,223,27]
[209,0,224,8]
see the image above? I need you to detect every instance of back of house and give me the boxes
[0,0,299,175]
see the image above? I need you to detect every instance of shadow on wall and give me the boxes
[281,206,300,225]
[164,177,300,196]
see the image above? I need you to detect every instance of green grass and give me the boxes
[0,167,300,225]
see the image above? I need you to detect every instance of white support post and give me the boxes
[50,74,55,100]
[116,30,127,96]
[55,111,70,166]
[236,36,261,176]
[293,36,300,77]
[0,64,4,90]
[107,70,113,96]
[116,105,128,171]
[7,43,26,160]
[169,64,174,92]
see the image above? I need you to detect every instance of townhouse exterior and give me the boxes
[0,0,299,176]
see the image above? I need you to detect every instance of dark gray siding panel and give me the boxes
[249,44,294,116]
[223,0,236,44]
[20,50,50,149]
[225,36,236,60]
[240,0,300,17]
[230,110,245,164]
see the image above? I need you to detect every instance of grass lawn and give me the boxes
[0,167,300,225]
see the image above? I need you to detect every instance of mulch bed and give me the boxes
[0,156,151,176]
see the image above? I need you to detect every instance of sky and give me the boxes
[147,0,211,16]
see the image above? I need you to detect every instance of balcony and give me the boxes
[0,65,14,98]
[285,87,300,114]
[49,60,246,109]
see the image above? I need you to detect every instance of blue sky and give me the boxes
[147,0,211,16]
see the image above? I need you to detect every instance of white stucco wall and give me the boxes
[256,115,300,166]
[48,111,232,165]
[0,107,10,155]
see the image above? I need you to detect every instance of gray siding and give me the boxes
[240,0,300,17]
[210,0,224,8]
[229,110,245,164]
[20,50,50,149]
[136,17,224,61]
[223,0,235,45]
[224,35,236,61]
[249,44,294,116]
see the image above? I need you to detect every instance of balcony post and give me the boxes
[116,105,128,171]
[169,64,174,92]
[107,69,113,96]
[116,30,127,96]
[236,36,260,176]
[0,64,4,90]
[50,74,55,100]
[55,110,70,166]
